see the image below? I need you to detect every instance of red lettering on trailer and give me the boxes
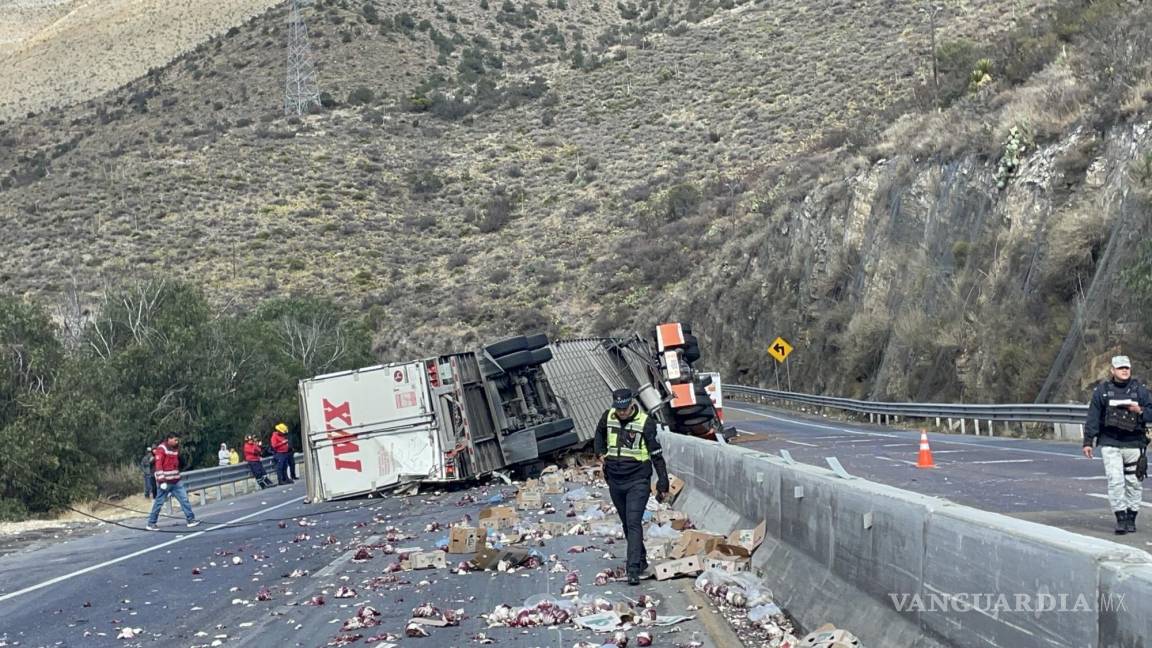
[322,397,362,472]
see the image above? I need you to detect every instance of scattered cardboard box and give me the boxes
[653,510,689,530]
[669,531,725,560]
[477,506,519,531]
[654,555,702,581]
[448,526,486,554]
[542,471,566,494]
[470,546,532,571]
[645,540,673,561]
[516,490,544,511]
[573,499,596,513]
[704,553,750,574]
[403,551,447,570]
[726,520,767,553]
[540,521,571,537]
[653,475,685,502]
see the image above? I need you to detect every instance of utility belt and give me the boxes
[1125,448,1148,482]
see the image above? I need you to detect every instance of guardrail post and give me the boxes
[198,489,206,506]
[935,416,941,427]
[988,420,994,437]
[216,485,223,502]
[960,419,967,434]
[231,482,237,497]
[974,419,981,435]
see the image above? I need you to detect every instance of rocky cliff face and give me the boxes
[674,120,1151,404]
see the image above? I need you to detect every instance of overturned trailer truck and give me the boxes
[300,325,723,502]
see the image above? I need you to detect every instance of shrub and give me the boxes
[348,87,375,105]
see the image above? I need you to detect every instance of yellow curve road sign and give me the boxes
[768,336,793,363]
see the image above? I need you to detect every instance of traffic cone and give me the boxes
[916,431,936,469]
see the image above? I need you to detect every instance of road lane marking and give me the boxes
[728,405,1087,459]
[1070,476,1107,480]
[969,459,1034,464]
[726,406,898,438]
[1087,494,1110,500]
[783,439,818,447]
[0,496,304,604]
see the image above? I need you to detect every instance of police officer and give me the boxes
[594,388,670,585]
[1083,355,1152,534]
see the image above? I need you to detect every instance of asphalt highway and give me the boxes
[724,401,1152,549]
[0,482,721,648]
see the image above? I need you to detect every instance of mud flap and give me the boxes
[498,427,540,465]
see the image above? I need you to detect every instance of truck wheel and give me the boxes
[530,347,553,365]
[495,349,535,371]
[485,335,529,357]
[680,415,711,426]
[673,403,709,416]
[524,333,550,350]
[528,417,575,440]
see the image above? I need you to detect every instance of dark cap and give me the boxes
[612,388,634,409]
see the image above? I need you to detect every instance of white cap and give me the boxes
[1112,355,1132,369]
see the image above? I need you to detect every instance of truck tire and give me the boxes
[494,349,534,371]
[523,333,550,350]
[672,403,709,416]
[680,415,711,427]
[527,417,575,440]
[537,431,581,456]
[530,347,553,365]
[485,335,529,358]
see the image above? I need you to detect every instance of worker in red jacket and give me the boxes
[271,422,294,486]
[244,435,273,489]
[145,433,201,531]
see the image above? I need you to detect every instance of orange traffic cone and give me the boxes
[916,431,936,469]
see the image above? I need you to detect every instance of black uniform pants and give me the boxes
[608,478,651,575]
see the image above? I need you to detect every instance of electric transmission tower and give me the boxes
[284,0,321,116]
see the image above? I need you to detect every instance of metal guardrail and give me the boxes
[181,453,304,492]
[725,385,1089,425]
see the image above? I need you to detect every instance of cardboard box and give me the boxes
[573,499,596,513]
[477,506,519,531]
[542,471,566,494]
[448,526,486,554]
[544,482,566,495]
[726,521,767,553]
[470,546,532,571]
[653,510,689,530]
[645,540,673,561]
[540,521,571,537]
[654,555,702,581]
[670,531,725,559]
[522,478,543,493]
[704,553,750,573]
[404,551,447,570]
[516,490,543,511]
[653,475,685,502]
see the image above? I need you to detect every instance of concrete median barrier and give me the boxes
[660,432,1152,648]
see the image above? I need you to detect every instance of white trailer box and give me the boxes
[300,362,440,502]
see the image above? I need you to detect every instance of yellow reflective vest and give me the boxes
[604,409,651,462]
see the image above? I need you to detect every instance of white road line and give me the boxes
[1070,476,1107,480]
[728,405,1087,459]
[881,443,909,447]
[0,496,304,604]
[969,459,1035,465]
[1087,494,1110,500]
[929,450,967,454]
[783,439,818,447]
[727,406,901,438]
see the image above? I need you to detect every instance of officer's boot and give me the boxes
[1127,509,1138,533]
[1115,511,1129,535]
